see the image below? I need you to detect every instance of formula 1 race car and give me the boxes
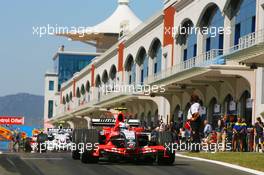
[46,128,73,151]
[71,113,175,165]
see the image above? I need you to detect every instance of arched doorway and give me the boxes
[239,91,252,125]
[223,94,236,115]
[208,97,221,129]
[154,109,159,127]
[147,111,152,128]
[140,112,145,127]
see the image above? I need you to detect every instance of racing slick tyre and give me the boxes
[72,129,81,144]
[81,151,99,164]
[73,128,98,145]
[77,129,99,164]
[157,151,175,165]
[72,150,80,160]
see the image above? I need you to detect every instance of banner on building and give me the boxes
[246,98,253,109]
[0,116,24,125]
[214,104,221,114]
[229,101,236,111]
[200,107,207,115]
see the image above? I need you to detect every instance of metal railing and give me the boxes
[227,29,264,54]
[146,49,223,84]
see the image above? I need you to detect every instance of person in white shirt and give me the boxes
[188,94,202,152]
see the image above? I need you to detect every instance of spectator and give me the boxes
[254,117,264,152]
[13,131,21,152]
[151,127,159,144]
[233,117,247,152]
[179,128,186,143]
[159,120,166,132]
[241,118,248,151]
[184,119,191,141]
[216,116,224,150]
[188,94,202,152]
[203,120,212,138]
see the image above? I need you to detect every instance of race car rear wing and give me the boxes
[91,118,140,127]
[47,128,73,134]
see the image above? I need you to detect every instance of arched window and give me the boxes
[102,70,109,84]
[81,84,85,96]
[177,19,197,61]
[136,47,148,84]
[149,38,162,74]
[233,0,256,45]
[125,55,136,85]
[95,75,101,88]
[199,4,224,52]
[76,87,81,98]
[85,81,90,93]
[109,65,117,80]
[69,92,73,101]
[66,94,70,103]
[63,96,66,105]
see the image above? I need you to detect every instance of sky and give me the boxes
[0,0,163,96]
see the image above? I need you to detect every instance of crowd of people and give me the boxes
[142,94,264,153]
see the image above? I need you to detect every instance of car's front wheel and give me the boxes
[72,150,80,160]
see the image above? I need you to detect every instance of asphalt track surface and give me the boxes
[0,152,255,175]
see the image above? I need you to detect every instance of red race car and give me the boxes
[71,113,175,165]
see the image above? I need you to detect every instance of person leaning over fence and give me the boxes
[254,117,264,152]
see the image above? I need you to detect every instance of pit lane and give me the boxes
[0,152,255,175]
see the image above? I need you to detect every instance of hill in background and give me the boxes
[0,93,44,128]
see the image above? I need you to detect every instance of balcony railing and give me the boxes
[228,29,264,54]
[146,49,224,84]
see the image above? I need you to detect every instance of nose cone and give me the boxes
[127,141,136,149]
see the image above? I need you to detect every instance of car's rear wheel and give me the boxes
[81,151,98,164]
[157,151,175,165]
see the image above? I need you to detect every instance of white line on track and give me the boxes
[20,157,64,160]
[176,153,264,175]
